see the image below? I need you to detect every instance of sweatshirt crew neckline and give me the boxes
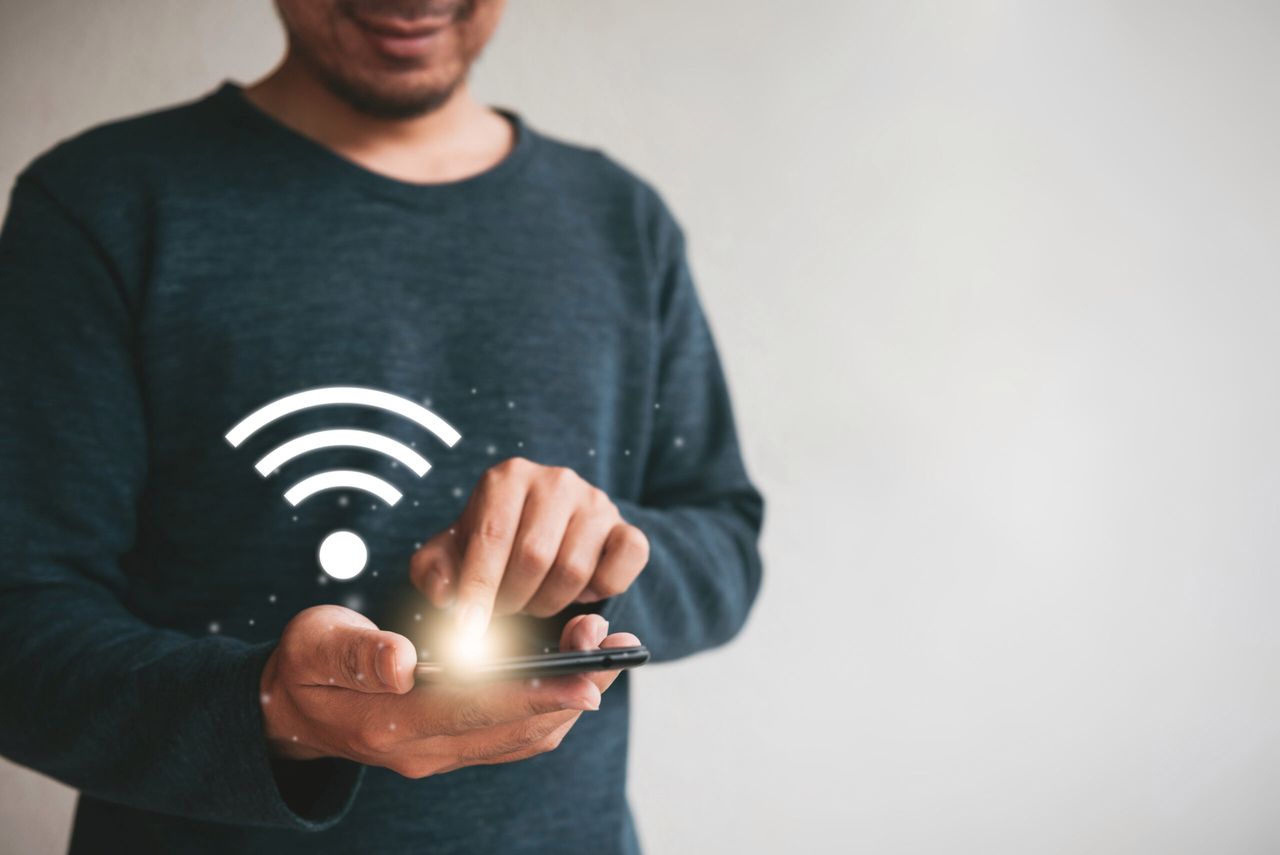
[209,80,539,203]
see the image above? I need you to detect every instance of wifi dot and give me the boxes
[319,530,367,580]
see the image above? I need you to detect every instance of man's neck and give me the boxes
[243,54,514,185]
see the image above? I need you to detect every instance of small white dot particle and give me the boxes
[372,570,379,577]
[371,504,378,510]
[208,622,220,634]
[389,722,397,731]
[414,613,422,621]
[391,461,399,469]
[673,436,686,448]
[451,486,464,498]
[291,735,298,742]
[414,541,422,549]
[356,672,365,681]
[507,400,515,409]
[413,500,419,507]
[588,448,596,457]
[624,449,631,456]
[654,403,661,409]
[260,693,271,704]
[530,679,541,688]
[328,677,335,684]
[517,441,524,448]
[485,444,497,455]
[337,495,349,507]
[449,527,456,536]
[318,575,329,586]
[268,594,277,604]
[470,387,477,395]
[248,619,255,626]
[291,515,298,522]
[422,397,432,408]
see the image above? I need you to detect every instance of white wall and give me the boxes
[4,1,1280,853]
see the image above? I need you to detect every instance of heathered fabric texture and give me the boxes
[0,83,763,854]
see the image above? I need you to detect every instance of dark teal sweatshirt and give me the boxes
[0,83,763,854]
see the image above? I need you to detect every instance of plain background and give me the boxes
[3,1,1279,852]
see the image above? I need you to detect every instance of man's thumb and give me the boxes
[299,606,417,694]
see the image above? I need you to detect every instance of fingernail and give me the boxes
[456,603,486,639]
[433,571,455,608]
[562,694,600,712]
[374,646,392,689]
[574,586,603,604]
[595,620,609,646]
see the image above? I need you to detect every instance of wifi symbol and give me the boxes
[226,386,462,580]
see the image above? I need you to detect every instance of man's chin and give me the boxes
[321,73,461,119]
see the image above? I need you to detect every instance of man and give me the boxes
[0,0,763,851]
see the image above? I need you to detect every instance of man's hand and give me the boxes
[260,606,637,777]
[409,457,649,638]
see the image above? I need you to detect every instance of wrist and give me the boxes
[260,648,326,761]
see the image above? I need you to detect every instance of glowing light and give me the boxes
[425,618,514,673]
[452,630,490,665]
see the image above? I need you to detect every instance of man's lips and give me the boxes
[349,12,451,58]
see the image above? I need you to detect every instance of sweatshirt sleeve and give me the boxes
[600,200,765,661]
[0,173,361,829]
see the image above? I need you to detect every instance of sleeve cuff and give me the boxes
[226,642,365,831]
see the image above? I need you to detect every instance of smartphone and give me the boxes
[415,645,650,684]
